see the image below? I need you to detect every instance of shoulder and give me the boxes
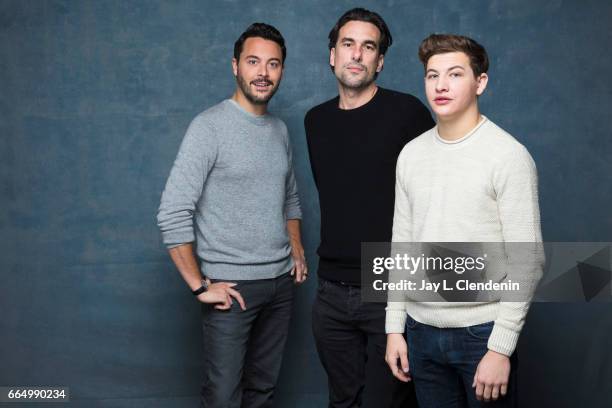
[191,100,232,129]
[398,127,435,160]
[378,87,433,125]
[378,87,425,106]
[267,113,290,145]
[184,100,242,146]
[266,112,288,131]
[481,118,534,158]
[480,118,537,172]
[305,96,338,123]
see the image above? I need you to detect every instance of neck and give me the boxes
[337,82,378,110]
[232,90,267,116]
[436,105,482,141]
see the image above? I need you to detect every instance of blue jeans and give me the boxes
[406,315,517,408]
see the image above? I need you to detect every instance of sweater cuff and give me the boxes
[286,206,302,220]
[487,324,520,356]
[162,229,195,248]
[385,309,407,334]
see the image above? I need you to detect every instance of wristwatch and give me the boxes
[192,278,209,296]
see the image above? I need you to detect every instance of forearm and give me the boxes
[168,243,204,291]
[286,219,303,254]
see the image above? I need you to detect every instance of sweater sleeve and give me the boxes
[303,111,319,189]
[385,149,411,333]
[487,146,544,356]
[284,139,302,220]
[156,116,218,248]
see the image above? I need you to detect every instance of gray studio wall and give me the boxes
[1,0,611,407]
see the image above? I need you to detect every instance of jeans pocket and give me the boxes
[465,321,494,340]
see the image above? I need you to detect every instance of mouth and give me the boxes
[251,80,273,92]
[434,97,452,105]
[345,64,365,74]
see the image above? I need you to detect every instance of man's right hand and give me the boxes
[385,333,411,382]
[197,282,246,311]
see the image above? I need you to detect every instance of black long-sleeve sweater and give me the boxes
[305,87,435,284]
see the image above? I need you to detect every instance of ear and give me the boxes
[232,58,238,77]
[329,48,335,68]
[376,53,385,73]
[476,73,488,96]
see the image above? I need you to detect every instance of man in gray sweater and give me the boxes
[157,23,305,408]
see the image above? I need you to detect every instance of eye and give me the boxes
[247,59,257,65]
[450,72,462,78]
[426,73,438,80]
[342,42,352,48]
[365,44,375,51]
[269,61,280,69]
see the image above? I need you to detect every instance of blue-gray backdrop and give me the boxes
[1,1,611,407]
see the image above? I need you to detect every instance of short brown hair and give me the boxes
[418,34,489,77]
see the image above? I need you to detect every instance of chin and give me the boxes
[430,105,455,118]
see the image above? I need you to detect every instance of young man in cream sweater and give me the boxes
[385,34,543,407]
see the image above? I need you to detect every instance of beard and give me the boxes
[236,71,279,105]
[335,62,376,90]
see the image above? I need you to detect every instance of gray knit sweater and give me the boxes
[157,99,302,280]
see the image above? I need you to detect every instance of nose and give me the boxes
[257,63,269,77]
[435,75,448,92]
[351,46,362,62]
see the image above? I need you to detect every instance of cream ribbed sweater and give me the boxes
[385,116,543,356]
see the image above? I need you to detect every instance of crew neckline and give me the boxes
[227,98,270,125]
[334,86,383,113]
[433,115,488,149]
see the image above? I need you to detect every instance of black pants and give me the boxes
[200,272,295,408]
[312,277,418,408]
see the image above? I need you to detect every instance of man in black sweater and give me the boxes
[304,8,434,408]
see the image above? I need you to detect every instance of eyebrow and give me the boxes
[339,37,378,48]
[244,55,282,63]
[426,65,466,74]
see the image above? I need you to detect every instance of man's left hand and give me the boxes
[473,350,511,402]
[290,247,307,284]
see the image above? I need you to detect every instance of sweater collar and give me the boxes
[433,115,488,148]
[226,98,271,126]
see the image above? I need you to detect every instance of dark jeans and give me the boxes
[200,272,295,408]
[405,314,518,408]
[312,277,418,408]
